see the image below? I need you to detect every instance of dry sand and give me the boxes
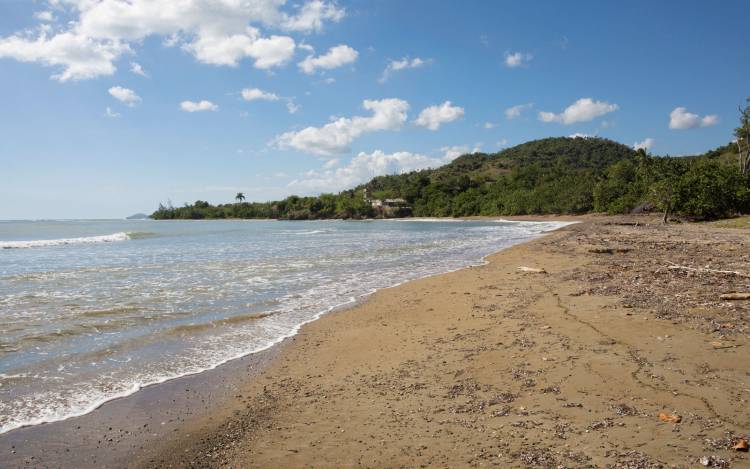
[144,217,750,468]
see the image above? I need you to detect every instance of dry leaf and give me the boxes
[734,439,749,452]
[658,411,681,423]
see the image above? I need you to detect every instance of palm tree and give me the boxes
[235,192,245,203]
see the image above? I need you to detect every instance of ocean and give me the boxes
[0,218,570,434]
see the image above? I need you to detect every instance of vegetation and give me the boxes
[153,101,750,222]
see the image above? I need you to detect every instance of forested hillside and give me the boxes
[152,136,749,221]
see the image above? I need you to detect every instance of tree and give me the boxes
[235,192,245,203]
[736,97,750,175]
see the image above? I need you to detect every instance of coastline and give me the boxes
[149,215,749,468]
[0,217,571,467]
[3,215,748,467]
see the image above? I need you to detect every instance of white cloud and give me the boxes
[323,158,340,169]
[34,11,55,22]
[275,98,409,156]
[130,61,147,76]
[497,138,508,147]
[241,87,280,102]
[568,133,593,139]
[184,30,295,68]
[288,149,451,193]
[298,44,358,74]
[108,86,141,106]
[379,56,429,83]
[483,122,496,129]
[414,101,464,130]
[180,100,218,112]
[286,100,300,114]
[440,144,481,160]
[633,137,654,151]
[241,87,299,114]
[539,98,619,125]
[505,103,533,120]
[505,51,532,68]
[668,107,718,130]
[281,0,345,33]
[0,31,129,81]
[105,106,120,118]
[0,1,346,81]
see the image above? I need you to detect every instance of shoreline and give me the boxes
[150,215,749,468]
[0,218,575,467]
[3,216,748,467]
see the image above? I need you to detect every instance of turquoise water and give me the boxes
[0,218,570,434]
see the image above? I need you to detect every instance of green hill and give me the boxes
[362,137,638,216]
[152,136,748,221]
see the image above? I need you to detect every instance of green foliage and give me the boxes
[152,136,750,222]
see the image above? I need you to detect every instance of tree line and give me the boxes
[152,98,750,222]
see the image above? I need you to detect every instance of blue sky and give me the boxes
[0,0,747,219]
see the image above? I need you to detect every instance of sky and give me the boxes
[0,0,747,219]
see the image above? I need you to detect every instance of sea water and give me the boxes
[0,218,571,434]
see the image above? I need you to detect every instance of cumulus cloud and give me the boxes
[241,87,280,101]
[241,87,299,114]
[130,61,147,76]
[180,100,218,112]
[568,133,593,139]
[483,122,496,129]
[668,107,718,130]
[633,137,654,151]
[505,103,533,120]
[108,86,141,106]
[298,44,358,74]
[504,51,532,68]
[286,101,300,114]
[379,56,429,83]
[281,0,345,33]
[539,98,619,125]
[275,98,409,156]
[105,106,120,118]
[0,0,345,81]
[414,101,464,130]
[34,11,55,22]
[288,149,452,193]
[497,138,508,147]
[441,144,481,160]
[0,31,129,81]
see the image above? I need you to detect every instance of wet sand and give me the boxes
[3,216,750,468]
[147,216,749,468]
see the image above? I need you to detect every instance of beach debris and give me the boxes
[719,292,750,300]
[588,246,632,254]
[611,403,639,416]
[517,266,547,274]
[710,341,742,350]
[665,263,750,278]
[734,438,749,452]
[699,455,730,467]
[658,411,682,424]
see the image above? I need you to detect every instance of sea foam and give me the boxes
[0,232,131,249]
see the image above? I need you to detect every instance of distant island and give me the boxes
[152,100,750,223]
[126,213,150,220]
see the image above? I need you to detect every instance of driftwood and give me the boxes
[589,247,632,254]
[665,263,750,278]
[517,266,547,274]
[719,292,750,300]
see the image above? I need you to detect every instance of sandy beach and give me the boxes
[3,216,749,468]
[137,216,748,468]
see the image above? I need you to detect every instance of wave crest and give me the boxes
[1,232,131,249]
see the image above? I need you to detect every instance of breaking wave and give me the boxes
[0,232,133,249]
